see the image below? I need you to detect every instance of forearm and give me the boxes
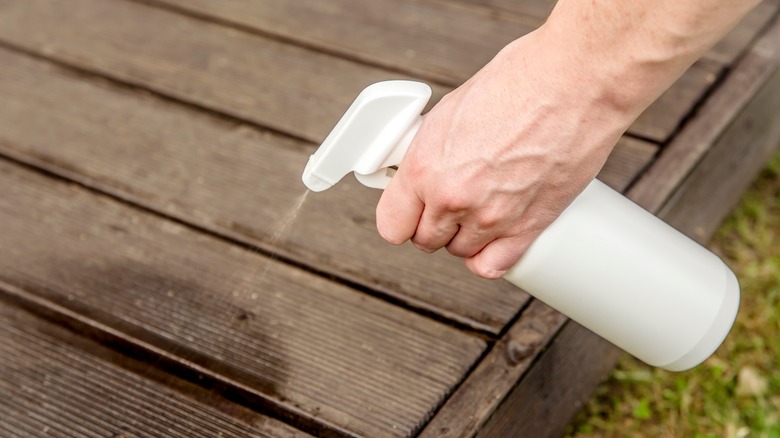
[530,0,761,118]
[376,0,761,278]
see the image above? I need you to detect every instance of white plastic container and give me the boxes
[302,80,740,371]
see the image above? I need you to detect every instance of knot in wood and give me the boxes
[505,323,546,366]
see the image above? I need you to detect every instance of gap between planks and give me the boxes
[421,15,780,438]
[0,298,312,437]
[0,42,657,334]
[0,156,488,437]
[0,0,717,144]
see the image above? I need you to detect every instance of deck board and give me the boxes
[424,16,780,438]
[453,0,780,66]
[630,19,780,215]
[0,0,719,143]
[0,45,656,334]
[0,0,437,144]
[0,301,311,437]
[0,0,775,435]
[0,158,486,437]
[144,0,539,85]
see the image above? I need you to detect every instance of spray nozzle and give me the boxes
[302,81,432,191]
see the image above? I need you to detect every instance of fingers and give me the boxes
[411,208,460,253]
[376,175,462,252]
[376,174,424,245]
[444,227,492,258]
[464,236,532,279]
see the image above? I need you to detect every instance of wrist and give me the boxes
[524,6,709,122]
[537,34,674,122]
[527,0,760,122]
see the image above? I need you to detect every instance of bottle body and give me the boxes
[302,80,740,371]
[504,179,740,371]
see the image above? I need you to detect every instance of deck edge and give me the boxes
[422,15,780,438]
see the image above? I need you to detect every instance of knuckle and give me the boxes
[437,190,470,214]
[474,210,502,231]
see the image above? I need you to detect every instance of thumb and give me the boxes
[464,236,531,279]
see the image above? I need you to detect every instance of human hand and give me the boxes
[375,31,635,279]
[374,0,758,280]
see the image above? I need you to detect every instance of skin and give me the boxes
[376,0,761,279]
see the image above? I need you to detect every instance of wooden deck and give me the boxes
[0,1,778,436]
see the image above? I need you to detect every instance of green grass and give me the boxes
[568,150,780,438]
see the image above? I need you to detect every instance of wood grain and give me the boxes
[418,300,568,438]
[475,321,623,438]
[660,64,780,243]
[453,0,780,66]
[450,0,555,23]
[0,301,312,437]
[0,1,772,436]
[706,0,780,65]
[0,158,486,438]
[144,0,539,86]
[0,0,718,142]
[147,0,723,143]
[0,0,445,145]
[0,46,656,334]
[629,18,780,213]
[423,17,780,438]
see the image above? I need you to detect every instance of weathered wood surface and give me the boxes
[660,63,780,243]
[630,18,780,216]
[659,26,780,243]
[0,45,656,334]
[0,158,487,437]
[0,300,311,437]
[704,0,780,65]
[475,321,623,438]
[0,0,723,143]
[0,0,776,436]
[144,0,539,85]
[451,0,556,25]
[144,0,777,142]
[455,0,780,66]
[419,300,568,438]
[421,16,780,438]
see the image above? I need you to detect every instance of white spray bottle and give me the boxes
[301,80,739,371]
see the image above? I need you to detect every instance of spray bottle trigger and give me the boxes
[353,116,422,190]
[355,167,398,189]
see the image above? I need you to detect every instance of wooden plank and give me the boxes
[629,17,780,214]
[143,0,539,86]
[0,0,714,143]
[0,158,486,438]
[707,0,780,65]
[450,0,554,23]
[659,60,780,242]
[453,0,780,65]
[475,321,622,438]
[632,60,720,143]
[418,300,568,438]
[0,46,655,334]
[148,0,723,143]
[0,0,446,145]
[425,17,780,438]
[0,301,312,438]
[597,137,658,192]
